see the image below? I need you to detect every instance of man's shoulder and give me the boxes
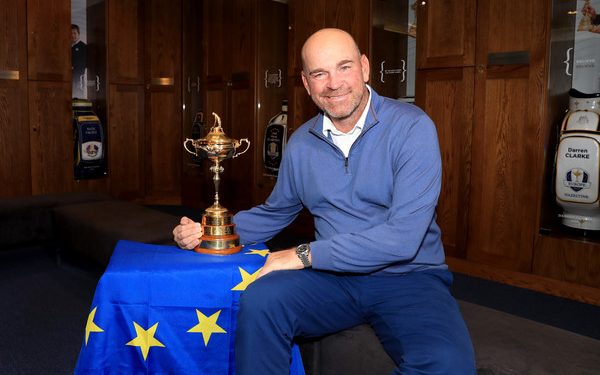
[377,95,424,117]
[284,114,321,153]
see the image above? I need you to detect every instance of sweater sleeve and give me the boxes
[233,142,304,244]
[310,114,443,273]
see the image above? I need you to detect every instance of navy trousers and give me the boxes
[235,268,476,374]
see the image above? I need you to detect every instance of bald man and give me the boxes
[174,28,475,374]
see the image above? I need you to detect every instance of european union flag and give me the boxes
[75,240,305,374]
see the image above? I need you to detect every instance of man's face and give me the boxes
[71,29,79,44]
[301,35,369,124]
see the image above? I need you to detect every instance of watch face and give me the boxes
[296,244,311,267]
[297,244,309,254]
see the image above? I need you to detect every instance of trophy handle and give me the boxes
[233,138,251,158]
[183,138,198,156]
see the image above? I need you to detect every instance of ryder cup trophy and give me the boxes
[184,112,250,255]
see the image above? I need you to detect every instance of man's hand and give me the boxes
[173,216,203,249]
[258,248,308,278]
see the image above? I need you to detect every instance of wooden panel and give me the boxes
[223,84,254,212]
[533,235,600,289]
[205,87,226,126]
[145,90,181,203]
[0,0,26,74]
[477,0,533,59]
[467,66,538,272]
[146,0,181,81]
[0,79,30,197]
[254,0,288,204]
[290,82,318,133]
[0,0,29,197]
[108,0,144,84]
[416,0,476,69]
[29,81,72,194]
[466,0,549,272]
[415,67,474,258]
[229,0,255,77]
[181,0,205,209]
[203,0,226,80]
[108,84,144,199]
[143,0,182,204]
[27,0,70,81]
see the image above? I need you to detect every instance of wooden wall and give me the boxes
[2,0,600,306]
[0,0,182,204]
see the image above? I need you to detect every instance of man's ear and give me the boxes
[360,54,370,83]
[301,71,311,95]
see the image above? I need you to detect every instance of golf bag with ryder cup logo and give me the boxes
[263,100,288,177]
[555,89,600,230]
[73,99,106,180]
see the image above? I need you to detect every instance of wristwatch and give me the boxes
[295,243,312,268]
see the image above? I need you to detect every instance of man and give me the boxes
[71,24,87,98]
[174,28,475,374]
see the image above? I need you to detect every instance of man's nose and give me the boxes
[326,72,343,90]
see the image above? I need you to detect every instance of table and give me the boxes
[74,240,305,374]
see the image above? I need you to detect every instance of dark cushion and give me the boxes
[301,324,396,375]
[0,192,110,248]
[53,200,179,266]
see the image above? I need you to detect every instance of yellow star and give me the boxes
[231,267,262,291]
[245,248,270,257]
[126,321,165,360]
[84,306,104,345]
[187,309,227,346]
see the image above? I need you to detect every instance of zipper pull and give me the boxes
[344,157,349,170]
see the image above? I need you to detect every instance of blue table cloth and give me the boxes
[75,240,305,374]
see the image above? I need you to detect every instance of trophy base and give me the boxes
[193,205,242,255]
[194,236,242,255]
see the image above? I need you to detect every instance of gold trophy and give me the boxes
[184,112,250,255]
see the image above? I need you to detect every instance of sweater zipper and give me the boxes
[343,125,373,173]
[310,118,377,173]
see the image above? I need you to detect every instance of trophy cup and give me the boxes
[184,112,250,255]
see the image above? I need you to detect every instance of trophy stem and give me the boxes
[198,158,241,255]
[210,159,224,207]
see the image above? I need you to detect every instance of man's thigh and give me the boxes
[361,270,475,374]
[240,269,365,338]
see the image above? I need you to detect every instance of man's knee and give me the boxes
[399,339,476,374]
[238,272,291,321]
[434,340,475,374]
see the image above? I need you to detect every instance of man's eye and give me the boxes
[340,65,351,71]
[312,73,326,80]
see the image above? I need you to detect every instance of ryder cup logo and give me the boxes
[563,168,591,192]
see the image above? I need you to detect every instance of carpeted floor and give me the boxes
[1,240,600,374]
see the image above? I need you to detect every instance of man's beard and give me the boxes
[320,90,365,121]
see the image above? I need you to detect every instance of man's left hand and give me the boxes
[258,248,305,278]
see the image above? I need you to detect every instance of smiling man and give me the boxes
[174,28,475,374]
[300,29,370,133]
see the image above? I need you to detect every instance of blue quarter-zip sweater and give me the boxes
[234,89,447,274]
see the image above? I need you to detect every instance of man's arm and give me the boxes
[233,143,304,244]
